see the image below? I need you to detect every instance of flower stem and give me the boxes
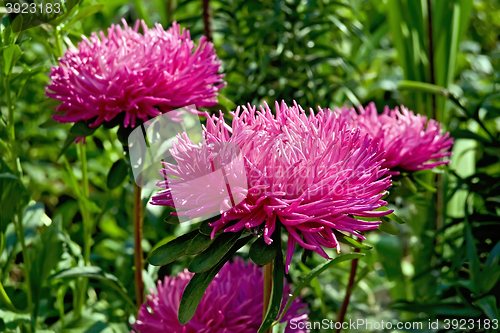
[133,184,144,308]
[336,247,361,333]
[75,142,91,318]
[17,211,34,332]
[54,26,64,58]
[263,261,273,333]
[426,0,437,120]
[5,73,33,331]
[77,142,91,263]
[202,0,212,42]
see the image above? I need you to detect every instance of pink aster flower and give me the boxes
[47,19,225,128]
[133,258,309,333]
[338,102,453,173]
[151,101,392,271]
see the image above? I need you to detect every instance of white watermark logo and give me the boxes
[127,107,248,224]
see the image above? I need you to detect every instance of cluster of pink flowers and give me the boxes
[47,19,225,128]
[152,101,393,271]
[338,102,454,173]
[133,258,309,333]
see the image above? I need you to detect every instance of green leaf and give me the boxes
[81,197,102,214]
[0,281,17,313]
[199,215,220,236]
[397,80,449,97]
[9,13,24,34]
[62,5,105,31]
[258,225,284,333]
[58,134,78,159]
[250,236,279,266]
[178,235,253,324]
[0,173,18,181]
[29,217,65,318]
[39,118,59,129]
[148,230,199,266]
[401,176,418,194]
[450,129,490,143]
[474,296,499,320]
[3,45,22,75]
[378,220,400,235]
[69,121,97,137]
[485,241,500,268]
[465,222,480,293]
[218,94,237,111]
[412,176,437,193]
[188,230,243,273]
[48,266,135,309]
[275,253,364,324]
[0,165,29,234]
[386,211,406,225]
[185,233,213,255]
[333,231,372,250]
[2,25,12,46]
[106,159,129,190]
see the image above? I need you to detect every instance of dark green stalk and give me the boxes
[426,0,444,232]
[75,143,92,318]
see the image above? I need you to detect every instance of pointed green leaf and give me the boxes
[474,296,499,320]
[199,215,220,236]
[48,266,135,309]
[375,207,406,224]
[378,219,400,235]
[178,235,253,324]
[39,118,60,129]
[148,230,199,266]
[62,5,105,31]
[188,230,244,273]
[401,176,418,194]
[412,176,437,192]
[106,159,129,190]
[58,134,79,159]
[333,231,372,250]
[450,129,490,143]
[3,45,22,75]
[69,121,97,137]
[485,241,500,268]
[465,223,480,292]
[250,236,279,266]
[218,94,236,111]
[185,233,213,255]
[397,80,450,97]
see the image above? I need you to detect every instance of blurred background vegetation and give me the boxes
[1,0,499,332]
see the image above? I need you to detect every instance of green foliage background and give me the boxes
[0,0,499,332]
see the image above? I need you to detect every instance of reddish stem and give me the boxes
[202,0,212,42]
[263,261,273,333]
[336,247,361,333]
[134,184,144,308]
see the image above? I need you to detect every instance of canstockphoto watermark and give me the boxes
[127,106,248,224]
